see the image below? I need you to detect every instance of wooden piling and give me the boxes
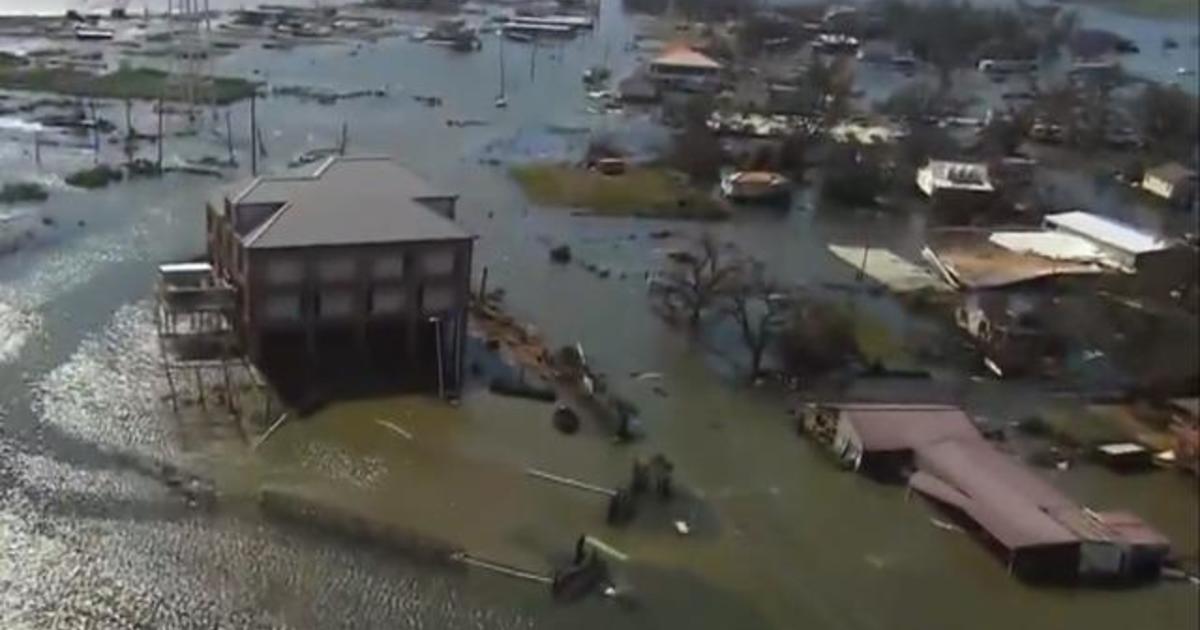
[224,109,235,165]
[194,367,205,409]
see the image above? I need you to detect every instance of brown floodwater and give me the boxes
[0,1,1196,628]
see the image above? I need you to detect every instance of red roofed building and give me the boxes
[648,45,723,92]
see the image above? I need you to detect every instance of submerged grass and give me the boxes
[0,181,50,204]
[65,164,123,189]
[511,163,728,220]
[0,64,258,104]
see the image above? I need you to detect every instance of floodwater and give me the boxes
[0,0,1196,628]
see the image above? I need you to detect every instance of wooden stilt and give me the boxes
[194,367,205,409]
[221,355,234,413]
[164,362,179,413]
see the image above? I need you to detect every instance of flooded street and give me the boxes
[0,0,1197,628]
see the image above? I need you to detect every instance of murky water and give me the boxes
[0,0,1196,627]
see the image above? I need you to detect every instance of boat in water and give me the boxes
[426,18,480,51]
[74,25,115,40]
[503,29,534,43]
[582,66,611,86]
[720,171,792,203]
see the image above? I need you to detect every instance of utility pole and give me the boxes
[857,226,871,282]
[529,40,536,81]
[33,131,41,167]
[156,96,164,171]
[249,93,258,175]
[339,121,348,155]
[225,108,234,165]
[89,100,99,164]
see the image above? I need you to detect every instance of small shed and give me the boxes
[1142,162,1197,207]
[802,403,984,480]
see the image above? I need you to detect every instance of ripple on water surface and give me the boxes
[5,302,535,628]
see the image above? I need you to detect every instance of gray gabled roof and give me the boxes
[837,403,984,452]
[1146,161,1197,185]
[231,155,470,250]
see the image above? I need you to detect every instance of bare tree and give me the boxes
[722,262,790,379]
[655,234,743,328]
[777,297,860,379]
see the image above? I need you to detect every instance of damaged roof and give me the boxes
[911,440,1080,549]
[836,403,984,452]
[924,228,1109,290]
[911,439,1172,552]
[1044,211,1168,256]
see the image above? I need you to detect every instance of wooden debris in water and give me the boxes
[375,418,414,441]
[253,412,290,450]
[453,553,552,584]
[526,467,617,497]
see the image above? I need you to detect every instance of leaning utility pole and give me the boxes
[225,109,234,165]
[249,93,258,175]
[156,96,164,171]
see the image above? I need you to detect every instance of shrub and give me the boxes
[65,164,124,189]
[0,181,49,204]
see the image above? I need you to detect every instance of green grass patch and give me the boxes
[853,312,907,365]
[0,181,49,204]
[0,64,257,104]
[1034,405,1130,447]
[65,164,123,189]
[0,51,23,70]
[511,163,728,220]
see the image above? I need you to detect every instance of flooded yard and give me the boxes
[0,0,1196,628]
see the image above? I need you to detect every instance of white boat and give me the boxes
[502,22,574,39]
[721,171,791,202]
[74,25,115,40]
[505,15,594,30]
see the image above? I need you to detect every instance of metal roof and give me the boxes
[1145,161,1197,185]
[836,403,984,452]
[918,160,994,193]
[987,231,1112,265]
[923,229,1109,290]
[652,46,722,70]
[231,156,469,250]
[912,439,1081,550]
[1043,211,1167,255]
[911,439,1171,552]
